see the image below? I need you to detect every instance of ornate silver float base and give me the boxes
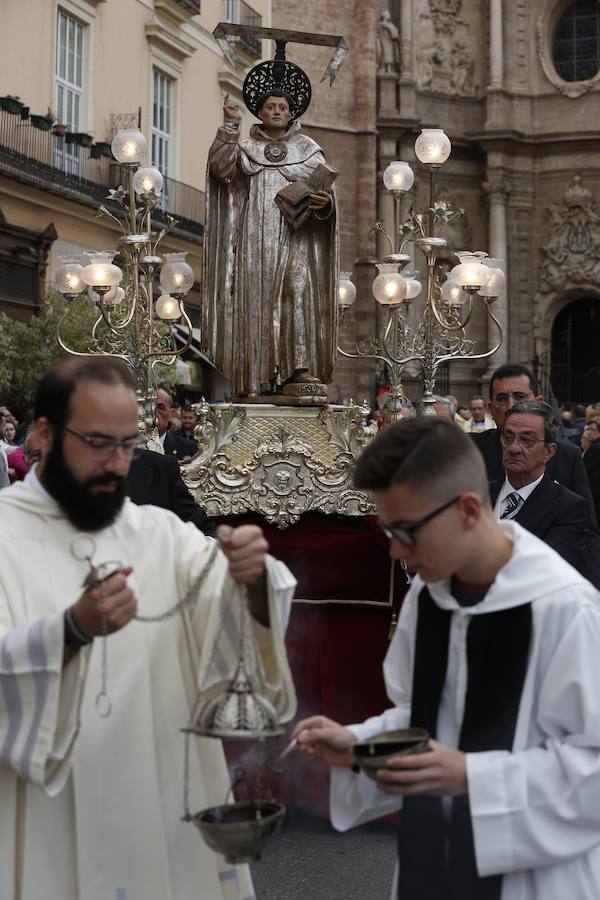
[181,401,376,529]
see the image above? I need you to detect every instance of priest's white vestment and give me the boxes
[0,473,297,900]
[330,522,600,900]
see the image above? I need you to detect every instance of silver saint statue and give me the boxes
[203,87,339,398]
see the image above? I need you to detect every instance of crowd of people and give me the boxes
[3,358,600,899]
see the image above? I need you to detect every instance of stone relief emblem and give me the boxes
[539,177,600,292]
[421,0,465,35]
[418,38,477,96]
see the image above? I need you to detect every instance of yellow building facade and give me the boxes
[0,0,268,333]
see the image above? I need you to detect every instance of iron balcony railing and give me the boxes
[0,108,204,238]
[224,0,263,56]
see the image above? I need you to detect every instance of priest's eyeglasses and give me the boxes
[378,495,460,547]
[61,425,139,457]
[500,431,548,450]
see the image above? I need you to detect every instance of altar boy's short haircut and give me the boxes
[354,416,490,506]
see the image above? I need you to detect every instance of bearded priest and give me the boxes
[0,356,297,900]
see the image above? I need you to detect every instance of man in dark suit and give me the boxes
[471,363,594,515]
[490,399,600,589]
[127,448,215,536]
[155,388,197,460]
[171,399,198,441]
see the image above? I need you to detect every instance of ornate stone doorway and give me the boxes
[549,296,600,403]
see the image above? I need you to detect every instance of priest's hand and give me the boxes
[218,524,270,625]
[217,524,268,584]
[309,190,332,210]
[71,565,137,638]
[292,715,357,767]
[374,740,467,796]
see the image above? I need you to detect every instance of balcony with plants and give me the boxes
[0,95,204,240]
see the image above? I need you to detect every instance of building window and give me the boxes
[152,69,173,178]
[553,0,600,82]
[224,1,262,56]
[54,9,85,174]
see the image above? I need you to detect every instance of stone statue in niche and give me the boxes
[377,9,400,74]
[539,177,600,292]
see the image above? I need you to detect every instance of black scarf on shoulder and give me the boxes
[397,586,532,900]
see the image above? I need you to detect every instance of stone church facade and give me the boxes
[273,0,600,405]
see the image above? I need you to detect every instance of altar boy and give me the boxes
[294,417,600,900]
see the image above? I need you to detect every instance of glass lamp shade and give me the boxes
[414,128,451,165]
[111,129,147,164]
[478,259,506,298]
[89,285,125,306]
[55,256,84,295]
[338,272,357,309]
[133,166,164,196]
[405,278,422,301]
[441,278,468,306]
[80,251,123,289]
[160,252,194,295]
[372,263,408,306]
[155,294,182,321]
[449,256,491,290]
[383,161,415,193]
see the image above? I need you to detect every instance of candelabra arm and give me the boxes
[430,294,466,332]
[435,301,503,367]
[56,305,128,362]
[98,291,136,332]
[457,294,475,331]
[147,302,194,360]
[336,342,391,368]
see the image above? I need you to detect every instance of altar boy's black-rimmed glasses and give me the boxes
[378,495,461,547]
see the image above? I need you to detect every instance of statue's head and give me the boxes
[257,92,294,130]
[244,58,311,123]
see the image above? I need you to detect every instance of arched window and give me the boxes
[553,0,600,82]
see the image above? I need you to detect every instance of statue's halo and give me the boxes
[243,59,312,122]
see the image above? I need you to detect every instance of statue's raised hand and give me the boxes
[223,93,241,124]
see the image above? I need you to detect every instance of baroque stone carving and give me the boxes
[421,0,465,36]
[181,401,376,529]
[539,177,600,292]
[418,38,477,96]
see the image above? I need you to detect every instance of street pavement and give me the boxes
[251,805,397,899]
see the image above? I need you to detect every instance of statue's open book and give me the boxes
[275,163,339,231]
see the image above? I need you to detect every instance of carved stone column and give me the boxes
[485,180,509,371]
[398,0,417,117]
[489,0,504,88]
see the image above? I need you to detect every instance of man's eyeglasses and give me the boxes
[378,495,460,548]
[61,425,139,457]
[500,430,549,450]
[492,391,532,405]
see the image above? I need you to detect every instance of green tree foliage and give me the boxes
[0,289,98,412]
